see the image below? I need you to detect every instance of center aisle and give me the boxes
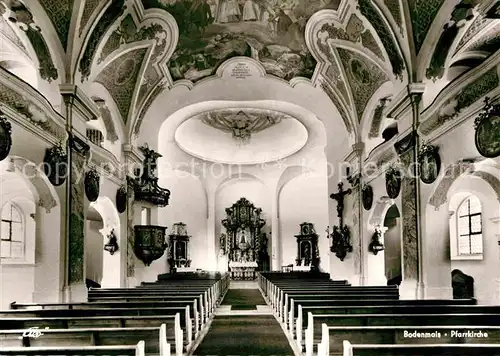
[192,288,296,356]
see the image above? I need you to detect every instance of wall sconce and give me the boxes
[368,229,385,255]
[104,229,119,255]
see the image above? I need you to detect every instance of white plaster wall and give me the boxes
[278,173,329,270]
[0,174,37,308]
[448,177,500,304]
[421,114,499,299]
[85,220,104,284]
[384,216,402,281]
[158,171,208,271]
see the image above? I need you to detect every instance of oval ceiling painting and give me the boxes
[174,108,308,165]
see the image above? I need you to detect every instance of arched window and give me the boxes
[456,195,482,255]
[1,202,25,259]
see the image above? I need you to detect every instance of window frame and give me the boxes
[457,197,482,255]
[1,202,25,260]
[450,194,484,261]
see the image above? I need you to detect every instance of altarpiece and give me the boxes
[220,197,269,280]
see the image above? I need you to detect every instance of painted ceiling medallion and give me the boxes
[175,108,308,165]
[202,110,282,144]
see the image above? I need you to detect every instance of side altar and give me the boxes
[220,197,269,280]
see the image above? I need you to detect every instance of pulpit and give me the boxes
[220,197,269,280]
[294,222,320,271]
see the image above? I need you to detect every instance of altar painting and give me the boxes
[146,0,341,82]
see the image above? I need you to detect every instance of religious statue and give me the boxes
[239,229,247,244]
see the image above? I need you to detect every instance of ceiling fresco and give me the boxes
[143,0,340,82]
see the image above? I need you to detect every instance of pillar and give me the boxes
[271,191,280,270]
[60,85,98,302]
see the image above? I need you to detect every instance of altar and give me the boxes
[220,197,269,280]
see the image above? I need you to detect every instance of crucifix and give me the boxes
[328,182,353,261]
[329,182,352,226]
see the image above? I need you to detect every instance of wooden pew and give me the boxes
[12,298,205,332]
[340,340,500,356]
[0,340,145,355]
[304,312,500,356]
[277,290,399,324]
[87,292,211,321]
[0,324,172,356]
[317,324,500,355]
[0,314,184,356]
[290,301,490,339]
[8,301,202,335]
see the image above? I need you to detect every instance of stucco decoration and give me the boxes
[369,96,390,138]
[134,82,165,136]
[176,108,308,164]
[0,80,66,140]
[428,160,475,209]
[337,47,389,121]
[368,197,393,227]
[407,0,445,54]
[0,17,28,54]
[471,170,500,202]
[95,48,148,123]
[419,67,499,135]
[463,22,500,54]
[6,1,58,81]
[319,79,353,134]
[455,15,492,54]
[126,176,135,277]
[384,0,403,32]
[79,0,101,36]
[69,135,90,285]
[315,14,385,61]
[201,109,282,143]
[38,0,74,50]
[351,185,361,273]
[357,0,405,80]
[94,99,119,143]
[93,4,177,132]
[12,156,57,213]
[79,0,126,81]
[400,148,418,280]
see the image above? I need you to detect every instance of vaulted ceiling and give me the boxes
[0,0,498,143]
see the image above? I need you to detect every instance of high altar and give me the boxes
[220,197,269,280]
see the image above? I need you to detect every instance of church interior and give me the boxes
[0,0,499,355]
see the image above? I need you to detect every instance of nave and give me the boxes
[2,271,500,356]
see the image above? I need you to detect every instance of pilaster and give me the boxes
[60,86,95,302]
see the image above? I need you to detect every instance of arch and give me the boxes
[276,165,314,197]
[368,195,396,228]
[428,159,500,209]
[216,172,266,195]
[87,196,121,287]
[3,155,59,213]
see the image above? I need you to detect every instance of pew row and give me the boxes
[0,314,183,356]
[290,302,500,339]
[0,340,145,356]
[7,302,202,336]
[316,323,500,355]
[340,340,500,356]
[304,312,500,356]
[0,324,172,356]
